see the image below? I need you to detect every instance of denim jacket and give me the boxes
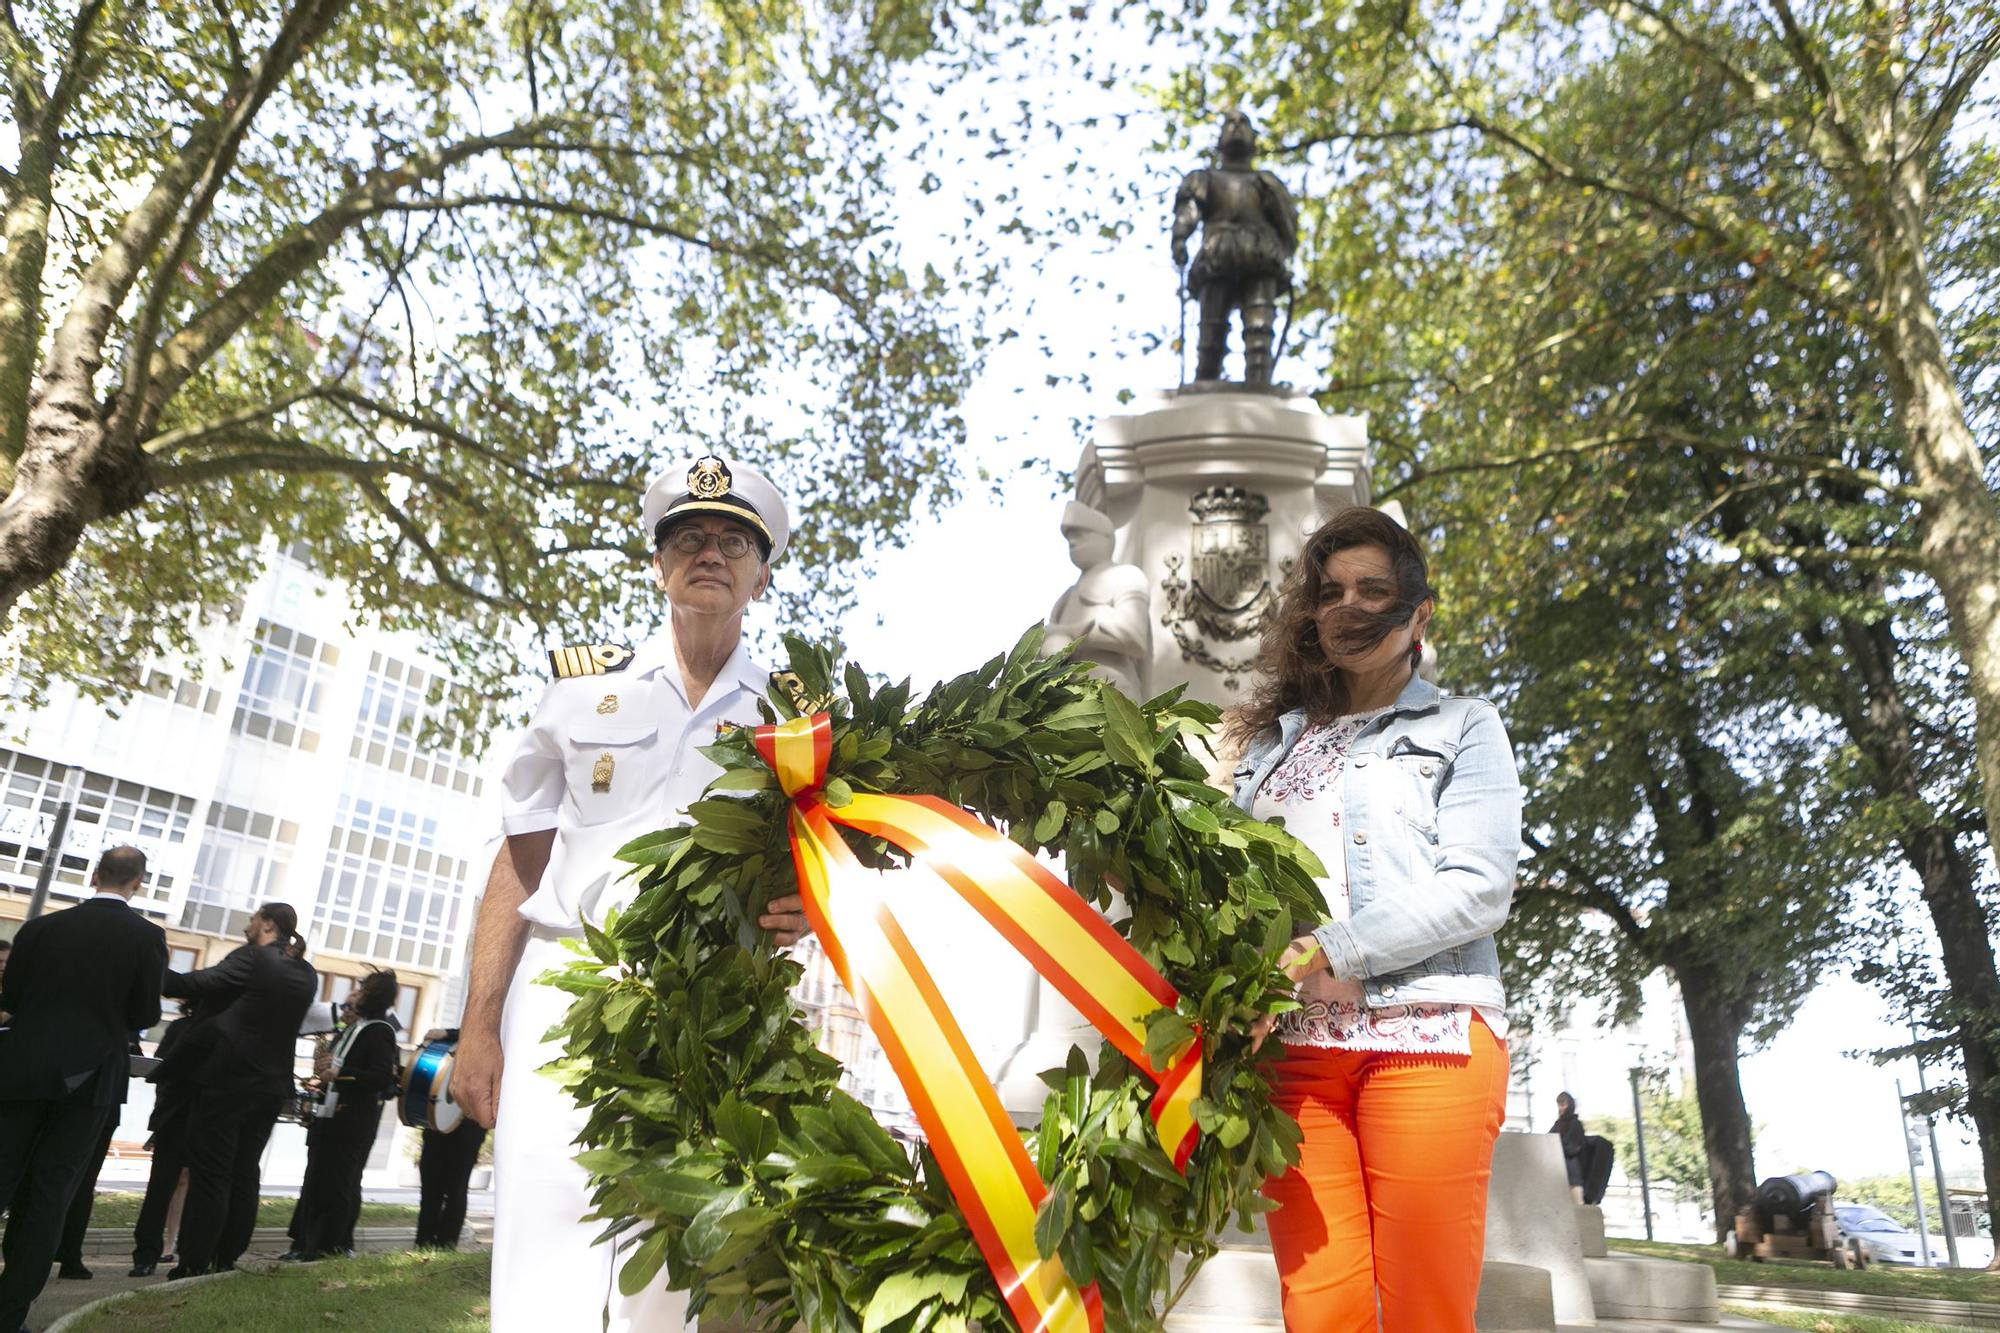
[1230,674,1521,1011]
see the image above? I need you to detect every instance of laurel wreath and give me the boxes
[548,628,1328,1332]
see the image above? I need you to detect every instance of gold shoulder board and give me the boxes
[548,644,635,679]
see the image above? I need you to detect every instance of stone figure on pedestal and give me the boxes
[1043,502,1151,700]
[1171,110,1298,387]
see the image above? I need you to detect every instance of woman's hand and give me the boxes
[1278,933,1328,983]
[1250,934,1330,1053]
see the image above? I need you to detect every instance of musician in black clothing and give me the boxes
[0,846,167,1333]
[127,1000,207,1276]
[414,1028,488,1250]
[162,903,316,1279]
[286,971,400,1261]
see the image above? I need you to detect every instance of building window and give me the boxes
[315,795,464,972]
[138,667,222,715]
[348,653,483,796]
[232,620,336,751]
[0,749,194,913]
[179,803,297,936]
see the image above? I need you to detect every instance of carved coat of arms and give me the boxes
[1160,486,1288,691]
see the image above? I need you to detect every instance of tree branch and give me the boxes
[1521,829,1649,942]
[1761,0,1868,169]
[137,117,571,418]
[0,1,47,129]
[353,476,539,615]
[41,0,124,134]
[1919,22,2000,160]
[115,0,351,446]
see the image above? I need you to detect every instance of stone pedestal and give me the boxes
[1076,388,1369,703]
[1484,1132,1600,1325]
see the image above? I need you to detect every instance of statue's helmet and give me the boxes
[1217,110,1258,162]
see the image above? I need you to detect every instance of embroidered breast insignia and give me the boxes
[596,694,619,715]
[592,753,615,793]
[548,644,635,679]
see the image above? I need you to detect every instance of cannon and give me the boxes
[1729,1171,1866,1268]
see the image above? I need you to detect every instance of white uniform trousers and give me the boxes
[492,927,691,1332]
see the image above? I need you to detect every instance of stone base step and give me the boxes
[1168,1246,1579,1331]
[1575,1204,1608,1259]
[1477,1259,1557,1331]
[1585,1254,1719,1324]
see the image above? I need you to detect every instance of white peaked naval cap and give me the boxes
[642,455,792,562]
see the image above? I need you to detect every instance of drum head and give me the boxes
[429,1051,464,1133]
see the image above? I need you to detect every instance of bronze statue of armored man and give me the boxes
[1171,111,1299,388]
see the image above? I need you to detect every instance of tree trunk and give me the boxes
[1674,963,1759,1239]
[1827,607,2000,1262]
[1869,165,2000,948]
[0,350,148,621]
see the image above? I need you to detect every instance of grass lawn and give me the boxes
[1614,1239,2000,1306]
[65,1249,491,1331]
[82,1192,422,1232]
[1723,1306,1992,1332]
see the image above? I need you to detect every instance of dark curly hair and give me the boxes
[351,969,400,1020]
[1226,507,1435,748]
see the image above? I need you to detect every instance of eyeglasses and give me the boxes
[662,526,757,559]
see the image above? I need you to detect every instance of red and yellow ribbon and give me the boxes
[754,713,1202,1333]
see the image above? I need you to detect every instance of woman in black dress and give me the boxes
[287,970,400,1260]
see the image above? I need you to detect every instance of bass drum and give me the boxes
[399,1037,464,1133]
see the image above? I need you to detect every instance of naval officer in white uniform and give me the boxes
[454,455,812,1332]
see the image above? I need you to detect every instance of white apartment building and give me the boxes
[0,543,498,1186]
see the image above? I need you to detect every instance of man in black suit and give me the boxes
[161,902,316,1278]
[0,846,167,1333]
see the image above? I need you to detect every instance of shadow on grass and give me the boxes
[81,1193,422,1233]
[63,1249,491,1332]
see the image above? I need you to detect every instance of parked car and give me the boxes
[1834,1205,1926,1265]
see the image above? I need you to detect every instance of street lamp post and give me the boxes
[1630,1067,1655,1242]
[1896,1079,1934,1267]
[1910,1027,1962,1268]
[23,801,73,921]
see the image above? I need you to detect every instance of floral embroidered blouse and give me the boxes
[1252,710,1502,1053]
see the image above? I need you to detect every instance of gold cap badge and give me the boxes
[687,456,733,500]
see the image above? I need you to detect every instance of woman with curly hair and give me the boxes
[1229,507,1521,1331]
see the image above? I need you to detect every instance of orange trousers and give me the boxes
[1262,1016,1508,1332]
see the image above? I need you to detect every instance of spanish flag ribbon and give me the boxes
[753,713,1203,1333]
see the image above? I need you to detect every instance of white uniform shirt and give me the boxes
[500,628,769,930]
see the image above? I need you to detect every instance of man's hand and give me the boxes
[454,1026,504,1130]
[759,893,811,946]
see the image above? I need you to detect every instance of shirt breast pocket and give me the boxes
[564,721,662,826]
[1387,745,1451,839]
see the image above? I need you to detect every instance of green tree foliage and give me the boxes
[1152,0,2000,1252]
[0,0,1001,727]
[1842,1174,1952,1235]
